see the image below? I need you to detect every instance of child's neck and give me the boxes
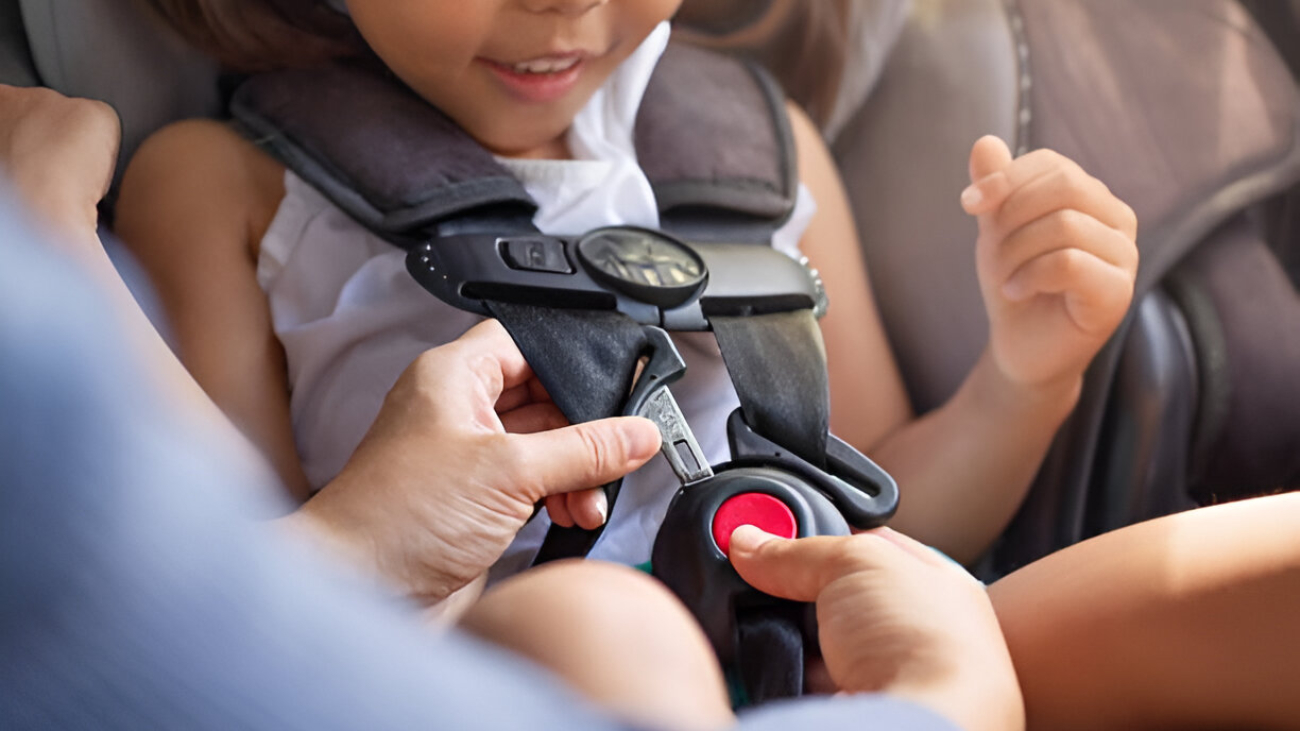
[499,135,573,162]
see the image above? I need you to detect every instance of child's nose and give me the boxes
[519,0,609,17]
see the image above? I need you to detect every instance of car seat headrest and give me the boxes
[18,0,221,181]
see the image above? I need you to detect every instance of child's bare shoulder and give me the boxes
[783,100,840,200]
[117,119,286,254]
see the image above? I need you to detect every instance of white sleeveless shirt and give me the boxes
[256,23,817,578]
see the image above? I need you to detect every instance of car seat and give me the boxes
[5,0,1299,581]
[824,0,1300,576]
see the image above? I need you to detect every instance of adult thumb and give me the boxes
[729,527,887,603]
[511,415,660,498]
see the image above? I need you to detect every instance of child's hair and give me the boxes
[137,0,363,72]
[673,0,854,130]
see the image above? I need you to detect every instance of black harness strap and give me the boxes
[485,303,647,425]
[736,605,806,703]
[484,302,648,562]
[710,310,830,469]
[711,309,828,703]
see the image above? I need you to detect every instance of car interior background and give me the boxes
[2,0,1299,581]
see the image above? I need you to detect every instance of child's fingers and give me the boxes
[968,134,1014,181]
[962,135,1015,214]
[564,488,609,530]
[545,494,576,528]
[963,148,1083,217]
[1003,248,1134,334]
[992,165,1138,242]
[990,210,1138,284]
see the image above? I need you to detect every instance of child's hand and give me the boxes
[961,136,1138,393]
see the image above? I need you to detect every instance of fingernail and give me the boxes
[594,490,609,524]
[960,184,984,210]
[624,418,661,461]
[730,524,778,553]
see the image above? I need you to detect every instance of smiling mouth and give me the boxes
[481,52,591,103]
[506,54,584,74]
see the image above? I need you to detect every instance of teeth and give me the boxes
[511,56,580,74]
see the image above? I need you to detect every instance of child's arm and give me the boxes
[115,120,311,500]
[789,107,1138,563]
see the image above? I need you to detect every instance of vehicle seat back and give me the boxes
[832,0,1300,574]
[0,0,35,87]
[13,0,220,183]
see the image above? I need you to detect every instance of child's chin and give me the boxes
[472,114,582,159]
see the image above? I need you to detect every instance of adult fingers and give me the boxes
[992,165,1137,242]
[499,402,569,434]
[508,416,660,500]
[565,488,609,530]
[1004,248,1135,333]
[989,210,1138,285]
[728,527,907,603]
[545,494,575,528]
[453,319,538,392]
[403,320,539,418]
[496,383,534,414]
[496,379,559,418]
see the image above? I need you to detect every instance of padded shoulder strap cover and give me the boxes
[230,42,796,242]
[637,42,798,230]
[232,63,538,240]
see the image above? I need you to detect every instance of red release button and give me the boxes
[711,492,798,556]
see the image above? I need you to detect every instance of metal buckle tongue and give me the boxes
[624,327,714,486]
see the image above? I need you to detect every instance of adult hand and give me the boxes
[0,84,120,240]
[961,135,1138,394]
[728,526,1024,731]
[290,320,662,605]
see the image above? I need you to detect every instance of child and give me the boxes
[116,1,1300,729]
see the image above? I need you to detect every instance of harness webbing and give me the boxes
[710,311,829,470]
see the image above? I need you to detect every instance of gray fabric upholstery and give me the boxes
[0,0,36,86]
[832,0,1021,413]
[637,43,796,226]
[18,0,220,180]
[232,63,539,238]
[1168,215,1300,500]
[824,0,913,140]
[1000,0,1300,572]
[832,0,1300,574]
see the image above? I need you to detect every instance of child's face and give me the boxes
[347,0,683,158]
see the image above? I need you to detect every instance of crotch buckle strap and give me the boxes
[617,328,895,703]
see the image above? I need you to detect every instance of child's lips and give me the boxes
[481,54,588,104]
